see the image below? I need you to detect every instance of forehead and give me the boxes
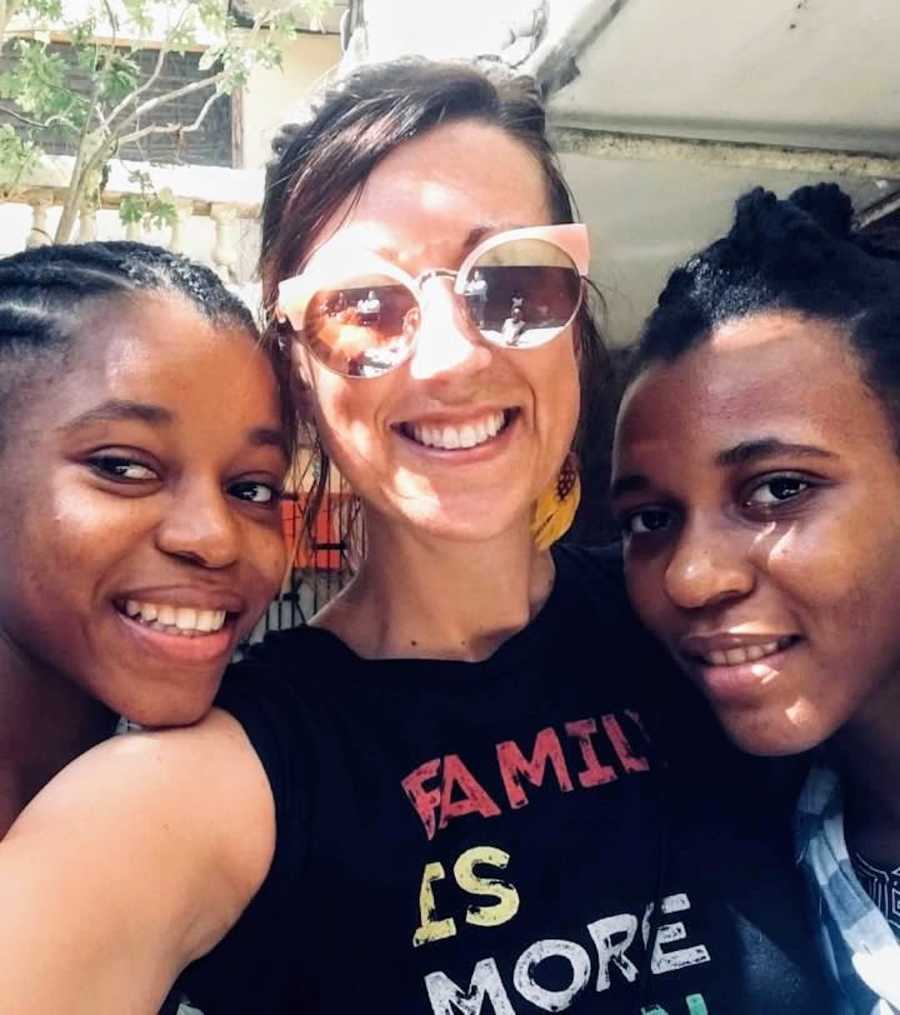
[616,311,894,463]
[70,291,256,386]
[315,119,551,263]
[9,291,272,431]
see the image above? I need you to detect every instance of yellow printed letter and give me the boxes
[413,862,457,947]
[453,846,520,929]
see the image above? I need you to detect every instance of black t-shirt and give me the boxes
[180,546,834,1013]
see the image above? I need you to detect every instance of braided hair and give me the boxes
[633,183,900,442]
[0,240,295,449]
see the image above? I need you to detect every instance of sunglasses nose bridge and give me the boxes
[415,267,459,292]
[412,266,472,326]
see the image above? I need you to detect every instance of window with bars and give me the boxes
[0,42,235,167]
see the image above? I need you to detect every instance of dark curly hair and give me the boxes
[0,240,296,452]
[633,183,900,442]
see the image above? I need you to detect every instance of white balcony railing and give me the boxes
[5,155,265,284]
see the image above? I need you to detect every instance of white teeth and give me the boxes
[703,640,790,666]
[195,610,214,632]
[120,600,228,635]
[407,411,507,450]
[459,425,478,449]
[175,607,197,631]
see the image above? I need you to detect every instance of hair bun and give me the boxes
[788,183,853,240]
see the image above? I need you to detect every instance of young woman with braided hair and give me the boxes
[0,239,291,833]
[612,183,900,1012]
[0,64,834,1014]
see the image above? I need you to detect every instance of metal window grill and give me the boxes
[244,466,361,645]
[0,42,234,167]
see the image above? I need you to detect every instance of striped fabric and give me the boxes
[795,764,900,1015]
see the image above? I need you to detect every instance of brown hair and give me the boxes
[260,57,609,547]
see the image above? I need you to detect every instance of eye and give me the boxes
[743,474,812,508]
[88,456,158,482]
[229,480,281,505]
[621,507,674,537]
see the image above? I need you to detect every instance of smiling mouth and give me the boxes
[117,599,232,638]
[688,636,799,667]
[396,409,516,451]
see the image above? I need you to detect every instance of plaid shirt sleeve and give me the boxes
[795,764,900,1015]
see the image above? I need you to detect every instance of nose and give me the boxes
[407,276,492,382]
[155,477,240,569]
[664,519,755,611]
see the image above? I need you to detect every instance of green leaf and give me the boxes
[0,123,42,196]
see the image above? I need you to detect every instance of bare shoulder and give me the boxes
[0,708,275,1012]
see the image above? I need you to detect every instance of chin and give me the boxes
[114,684,219,730]
[714,708,828,758]
[392,496,527,544]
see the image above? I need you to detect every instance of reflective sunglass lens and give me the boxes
[304,279,417,376]
[465,239,581,347]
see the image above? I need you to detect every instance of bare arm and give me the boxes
[0,708,275,1013]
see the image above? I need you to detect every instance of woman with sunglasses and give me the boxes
[0,60,833,1013]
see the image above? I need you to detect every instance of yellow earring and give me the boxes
[530,453,581,550]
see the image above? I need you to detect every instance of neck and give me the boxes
[0,631,114,836]
[831,677,900,867]
[316,511,556,661]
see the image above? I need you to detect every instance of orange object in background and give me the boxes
[281,494,350,572]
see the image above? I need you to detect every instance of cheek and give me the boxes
[624,557,673,637]
[310,369,387,466]
[246,523,288,598]
[535,334,580,448]
[18,486,130,594]
[762,508,890,614]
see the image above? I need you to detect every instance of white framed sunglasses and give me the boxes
[276,223,590,378]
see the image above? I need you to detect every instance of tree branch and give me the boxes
[117,87,222,146]
[108,4,277,138]
[105,1,194,128]
[0,102,45,128]
[116,70,224,134]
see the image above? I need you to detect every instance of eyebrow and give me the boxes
[249,426,290,458]
[611,437,836,501]
[714,438,837,467]
[375,224,525,265]
[610,474,651,500]
[60,401,288,457]
[463,224,526,251]
[59,399,174,432]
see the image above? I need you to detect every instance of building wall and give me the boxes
[241,32,341,169]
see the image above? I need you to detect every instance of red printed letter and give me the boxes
[602,714,650,773]
[402,758,442,840]
[438,754,501,831]
[565,719,618,788]
[497,728,574,809]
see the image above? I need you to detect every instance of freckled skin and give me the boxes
[0,292,288,728]
[612,311,900,755]
[296,120,581,544]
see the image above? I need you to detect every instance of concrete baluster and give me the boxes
[210,203,238,281]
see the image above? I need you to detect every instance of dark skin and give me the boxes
[611,310,900,866]
[0,291,288,837]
